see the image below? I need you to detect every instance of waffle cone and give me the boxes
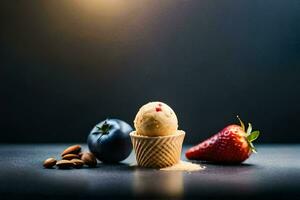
[130,130,185,168]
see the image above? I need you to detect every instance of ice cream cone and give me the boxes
[130,130,185,168]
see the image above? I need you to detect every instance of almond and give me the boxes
[61,145,81,156]
[56,160,74,169]
[62,154,80,160]
[71,159,84,168]
[43,158,57,168]
[78,152,83,158]
[81,152,97,167]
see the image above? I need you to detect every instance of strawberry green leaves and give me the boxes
[237,116,260,153]
[247,123,252,135]
[247,130,260,153]
[247,131,260,142]
[237,115,245,131]
[249,142,257,153]
[246,123,260,142]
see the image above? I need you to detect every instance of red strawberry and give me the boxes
[185,116,260,163]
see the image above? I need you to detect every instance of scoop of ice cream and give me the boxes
[134,102,178,137]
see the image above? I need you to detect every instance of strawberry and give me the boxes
[185,116,260,163]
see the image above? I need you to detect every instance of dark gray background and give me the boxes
[1,0,299,143]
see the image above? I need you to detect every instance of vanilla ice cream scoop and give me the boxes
[134,102,178,137]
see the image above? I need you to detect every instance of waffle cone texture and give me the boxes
[130,131,185,168]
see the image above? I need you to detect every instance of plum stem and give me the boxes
[96,121,111,134]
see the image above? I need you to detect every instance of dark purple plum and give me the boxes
[87,119,133,163]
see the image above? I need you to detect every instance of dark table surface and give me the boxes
[0,144,299,200]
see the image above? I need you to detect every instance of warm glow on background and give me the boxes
[1,0,299,143]
[74,0,129,15]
